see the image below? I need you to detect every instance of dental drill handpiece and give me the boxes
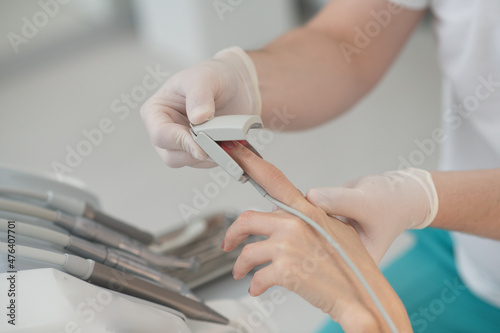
[87,262,228,324]
[0,185,154,244]
[0,218,196,299]
[54,211,199,270]
[67,237,198,299]
[0,197,198,270]
[0,243,228,325]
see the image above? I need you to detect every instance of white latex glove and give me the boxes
[306,168,439,264]
[140,47,261,168]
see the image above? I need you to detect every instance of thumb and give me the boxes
[306,187,363,221]
[185,81,216,125]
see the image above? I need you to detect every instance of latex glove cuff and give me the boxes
[399,168,439,229]
[214,47,262,116]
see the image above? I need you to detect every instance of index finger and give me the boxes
[220,141,309,212]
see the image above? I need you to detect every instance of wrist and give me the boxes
[335,302,412,333]
[334,304,380,333]
[214,46,262,116]
[398,168,439,230]
[331,266,412,333]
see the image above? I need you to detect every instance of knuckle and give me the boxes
[198,66,219,82]
[273,257,291,273]
[139,103,148,120]
[267,168,286,186]
[274,241,295,258]
[150,128,165,147]
[139,93,155,116]
[182,64,219,90]
[237,210,255,229]
[163,154,183,168]
[273,243,287,257]
[283,216,306,233]
[239,245,253,263]
[139,91,161,120]
[252,270,266,289]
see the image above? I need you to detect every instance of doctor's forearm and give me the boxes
[430,169,500,240]
[248,28,367,130]
[246,0,424,130]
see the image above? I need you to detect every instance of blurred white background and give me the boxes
[0,1,441,331]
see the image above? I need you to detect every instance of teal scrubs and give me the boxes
[316,228,500,333]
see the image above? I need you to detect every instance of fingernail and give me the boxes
[193,151,206,161]
[189,145,206,161]
[248,286,252,295]
[191,106,213,123]
[308,189,327,205]
[220,141,238,153]
[221,239,225,250]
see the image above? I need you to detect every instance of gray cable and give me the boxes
[0,197,57,221]
[0,218,68,246]
[0,186,47,202]
[0,241,94,279]
[0,240,65,266]
[248,178,399,333]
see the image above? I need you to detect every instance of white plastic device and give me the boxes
[190,115,263,183]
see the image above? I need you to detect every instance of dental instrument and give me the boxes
[190,115,399,333]
[0,241,229,325]
[0,197,198,270]
[149,216,208,253]
[160,211,261,288]
[0,185,154,244]
[0,218,196,299]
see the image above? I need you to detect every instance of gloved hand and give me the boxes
[221,142,411,332]
[306,168,439,264]
[140,47,261,168]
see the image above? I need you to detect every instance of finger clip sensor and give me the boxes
[190,115,263,183]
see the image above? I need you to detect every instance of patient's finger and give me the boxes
[223,210,279,251]
[220,141,309,212]
[232,241,273,280]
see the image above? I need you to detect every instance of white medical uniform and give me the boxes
[390,0,500,308]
